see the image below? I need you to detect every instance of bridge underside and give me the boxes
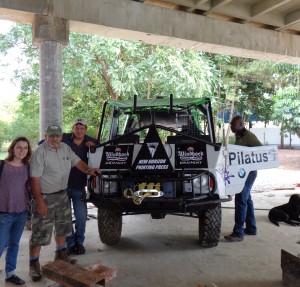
[1,0,300,136]
[0,0,300,64]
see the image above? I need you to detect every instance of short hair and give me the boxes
[230,115,243,125]
[5,137,32,165]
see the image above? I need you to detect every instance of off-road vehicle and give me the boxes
[87,95,278,247]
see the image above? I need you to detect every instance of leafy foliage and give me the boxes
[0,24,299,148]
[272,87,300,134]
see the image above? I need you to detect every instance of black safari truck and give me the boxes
[87,95,279,247]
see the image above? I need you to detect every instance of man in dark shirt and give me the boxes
[62,118,97,255]
[224,115,262,242]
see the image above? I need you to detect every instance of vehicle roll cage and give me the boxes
[94,95,219,151]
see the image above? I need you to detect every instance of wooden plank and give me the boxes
[281,249,300,287]
[84,262,117,283]
[42,260,116,287]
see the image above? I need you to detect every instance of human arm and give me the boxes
[30,146,48,215]
[30,177,48,216]
[85,134,97,147]
[85,141,96,147]
[75,160,101,176]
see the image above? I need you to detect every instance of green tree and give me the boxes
[3,23,298,147]
[272,86,300,147]
[0,25,220,142]
[0,120,9,150]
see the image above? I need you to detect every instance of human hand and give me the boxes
[89,168,101,176]
[85,141,96,147]
[36,198,48,216]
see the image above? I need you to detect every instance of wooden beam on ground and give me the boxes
[42,260,117,287]
[281,249,300,287]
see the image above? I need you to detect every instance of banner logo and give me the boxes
[146,142,158,158]
[175,143,208,168]
[131,126,172,172]
[100,145,133,169]
[228,151,268,166]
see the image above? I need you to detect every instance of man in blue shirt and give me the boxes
[62,118,97,255]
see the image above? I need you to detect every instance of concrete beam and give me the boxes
[0,0,47,24]
[52,0,300,64]
[276,9,300,31]
[285,9,300,26]
[0,0,48,14]
[183,0,209,12]
[1,0,300,64]
[251,0,291,17]
[203,0,232,15]
[32,14,69,46]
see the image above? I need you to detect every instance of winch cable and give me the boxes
[123,188,154,205]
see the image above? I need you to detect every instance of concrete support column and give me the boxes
[32,14,69,138]
[39,40,62,137]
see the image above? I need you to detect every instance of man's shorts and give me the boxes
[30,190,72,246]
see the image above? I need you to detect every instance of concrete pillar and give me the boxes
[39,40,63,137]
[32,14,69,138]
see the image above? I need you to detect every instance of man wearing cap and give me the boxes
[29,124,100,282]
[62,118,97,256]
[224,116,262,242]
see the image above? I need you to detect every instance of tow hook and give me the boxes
[123,188,164,205]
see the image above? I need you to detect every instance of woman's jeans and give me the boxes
[0,211,28,278]
[233,171,257,237]
[66,188,87,247]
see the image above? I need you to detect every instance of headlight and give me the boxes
[193,175,208,188]
[102,176,117,194]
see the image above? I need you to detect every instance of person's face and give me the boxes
[13,140,29,161]
[72,124,87,140]
[46,134,62,149]
[230,119,243,134]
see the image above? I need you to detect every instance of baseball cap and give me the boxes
[46,125,63,136]
[73,118,87,127]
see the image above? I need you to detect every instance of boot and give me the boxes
[29,260,42,282]
[54,248,77,264]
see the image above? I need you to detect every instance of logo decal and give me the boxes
[238,168,246,178]
[178,146,204,162]
[146,142,158,158]
[100,145,133,169]
[175,143,208,168]
[131,126,172,172]
[228,151,269,165]
[216,167,235,185]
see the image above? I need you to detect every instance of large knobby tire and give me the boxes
[97,208,122,245]
[198,203,222,248]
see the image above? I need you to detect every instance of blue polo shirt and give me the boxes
[62,133,97,189]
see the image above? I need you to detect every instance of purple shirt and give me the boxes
[0,161,30,213]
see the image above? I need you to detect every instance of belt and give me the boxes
[42,189,65,195]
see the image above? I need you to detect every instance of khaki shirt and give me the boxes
[30,141,81,194]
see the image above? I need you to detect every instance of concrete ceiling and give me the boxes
[1,0,300,64]
[137,0,300,35]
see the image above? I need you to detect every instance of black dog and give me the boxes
[268,194,300,226]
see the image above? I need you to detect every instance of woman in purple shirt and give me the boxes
[0,137,32,285]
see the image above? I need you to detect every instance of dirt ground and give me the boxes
[278,148,300,170]
[0,149,299,287]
